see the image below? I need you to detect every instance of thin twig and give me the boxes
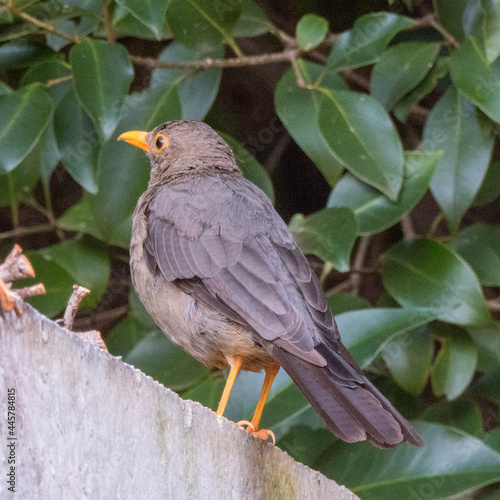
[131,49,301,70]
[102,0,115,44]
[72,304,129,331]
[0,223,55,242]
[325,280,352,297]
[350,236,370,296]
[488,299,500,313]
[47,75,73,87]
[420,14,459,48]
[401,214,417,240]
[1,2,79,43]
[63,285,90,331]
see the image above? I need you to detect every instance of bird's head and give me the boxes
[118,120,241,186]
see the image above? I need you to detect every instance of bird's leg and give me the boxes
[216,356,243,416]
[238,363,280,444]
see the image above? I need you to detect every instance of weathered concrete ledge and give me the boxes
[0,303,358,499]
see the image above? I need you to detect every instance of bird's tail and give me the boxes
[270,342,424,448]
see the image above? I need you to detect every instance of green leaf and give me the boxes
[106,316,149,358]
[433,0,472,42]
[180,372,225,412]
[0,41,57,69]
[20,60,72,105]
[219,132,274,202]
[0,156,40,208]
[89,82,182,246]
[371,42,441,111]
[381,324,434,395]
[337,308,437,368]
[450,37,500,124]
[0,81,11,95]
[327,13,417,71]
[150,42,223,120]
[54,90,99,193]
[327,293,370,315]
[475,368,500,405]
[38,238,110,309]
[423,86,494,231]
[431,323,478,399]
[115,0,171,40]
[112,4,172,40]
[394,57,449,122]
[124,331,210,391]
[474,161,500,206]
[274,60,347,186]
[69,39,134,139]
[422,400,484,436]
[289,207,357,272]
[481,0,500,63]
[318,89,404,200]
[296,14,328,51]
[233,0,270,37]
[0,84,53,173]
[19,251,74,317]
[450,223,500,286]
[467,323,500,372]
[381,239,493,326]
[328,151,440,235]
[317,422,500,500]
[166,0,241,51]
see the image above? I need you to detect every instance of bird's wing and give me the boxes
[144,177,330,366]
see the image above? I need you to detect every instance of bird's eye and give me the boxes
[154,134,168,151]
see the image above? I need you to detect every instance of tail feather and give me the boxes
[270,343,424,448]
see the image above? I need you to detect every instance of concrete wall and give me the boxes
[0,304,358,499]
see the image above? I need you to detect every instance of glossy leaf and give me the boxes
[327,293,370,315]
[318,89,404,200]
[19,251,74,317]
[474,161,500,206]
[289,207,357,272]
[431,324,478,400]
[38,238,111,309]
[112,4,171,39]
[450,223,500,286]
[296,14,328,51]
[328,151,440,235]
[20,60,72,105]
[233,0,270,37]
[151,42,223,120]
[69,39,134,139]
[0,155,40,208]
[0,84,53,173]
[423,86,494,231]
[327,13,417,71]
[124,331,210,391]
[394,57,449,122]
[54,90,99,193]
[381,324,434,395]
[0,41,56,69]
[467,323,500,373]
[0,81,11,95]
[106,316,150,358]
[317,422,500,500]
[450,37,500,124]
[274,60,346,185]
[433,0,472,42]
[337,307,438,368]
[422,400,484,436]
[115,0,171,40]
[382,239,493,326]
[219,132,274,202]
[166,0,241,51]
[90,82,182,246]
[371,42,441,111]
[481,0,500,63]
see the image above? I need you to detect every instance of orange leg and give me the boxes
[238,363,280,443]
[216,356,243,416]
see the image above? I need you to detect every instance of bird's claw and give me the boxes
[237,420,276,445]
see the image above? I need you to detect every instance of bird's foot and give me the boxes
[237,420,275,445]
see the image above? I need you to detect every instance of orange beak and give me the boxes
[117,130,149,151]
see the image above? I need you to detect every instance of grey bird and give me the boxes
[118,120,424,448]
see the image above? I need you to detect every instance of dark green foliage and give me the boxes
[1,1,500,496]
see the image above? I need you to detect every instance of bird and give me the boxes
[118,120,424,449]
